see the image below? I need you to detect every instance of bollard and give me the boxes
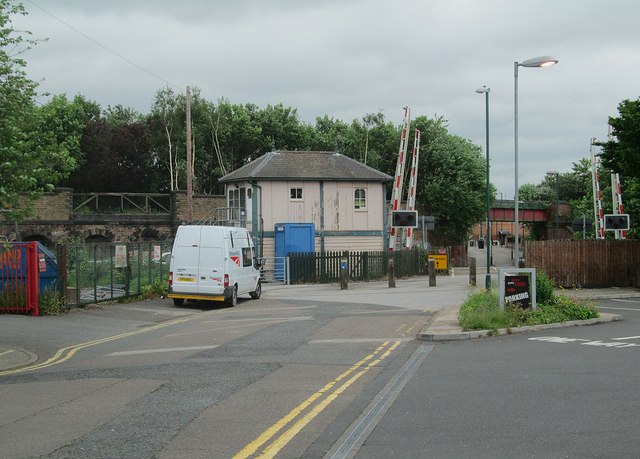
[340,256,348,290]
[428,259,436,286]
[469,257,476,286]
[388,258,396,288]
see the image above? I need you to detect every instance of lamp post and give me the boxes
[514,55,558,266]
[476,85,491,290]
[547,171,560,239]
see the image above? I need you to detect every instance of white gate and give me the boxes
[260,257,289,285]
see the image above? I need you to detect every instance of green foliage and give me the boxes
[598,98,640,236]
[414,116,485,244]
[140,277,169,299]
[0,1,78,219]
[459,289,599,332]
[536,270,556,305]
[38,289,66,315]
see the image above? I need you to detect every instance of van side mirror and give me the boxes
[254,257,265,269]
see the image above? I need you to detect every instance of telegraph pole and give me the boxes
[186,86,193,223]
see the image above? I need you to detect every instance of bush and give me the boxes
[39,290,66,315]
[536,270,556,305]
[139,277,168,299]
[459,288,599,331]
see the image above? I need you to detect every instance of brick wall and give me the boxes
[173,191,226,223]
[21,188,73,221]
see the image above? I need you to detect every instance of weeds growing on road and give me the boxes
[459,271,599,332]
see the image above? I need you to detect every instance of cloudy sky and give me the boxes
[14,0,640,198]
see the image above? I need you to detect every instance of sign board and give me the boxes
[418,215,435,231]
[153,245,161,261]
[498,268,537,310]
[428,254,448,270]
[39,253,47,272]
[115,245,127,268]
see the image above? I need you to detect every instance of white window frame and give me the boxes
[354,187,367,210]
[290,187,303,201]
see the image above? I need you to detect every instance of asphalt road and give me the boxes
[1,289,639,458]
[0,293,431,458]
[347,296,640,459]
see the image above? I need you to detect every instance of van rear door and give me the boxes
[197,226,226,296]
[171,226,201,295]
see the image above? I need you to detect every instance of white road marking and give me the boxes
[107,345,219,356]
[529,336,638,348]
[599,306,640,312]
[167,317,314,337]
[611,299,640,304]
[202,316,313,324]
[612,336,640,341]
[0,349,15,357]
[125,307,191,316]
[309,338,413,344]
[240,305,318,312]
[343,309,418,315]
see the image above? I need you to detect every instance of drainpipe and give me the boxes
[251,181,263,257]
[320,181,325,253]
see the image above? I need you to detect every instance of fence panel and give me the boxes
[288,249,431,284]
[0,242,39,315]
[63,241,172,306]
[525,240,640,288]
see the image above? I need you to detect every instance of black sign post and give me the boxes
[498,268,537,310]
[504,275,530,308]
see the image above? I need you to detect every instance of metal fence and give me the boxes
[0,242,39,315]
[58,241,173,306]
[288,248,441,283]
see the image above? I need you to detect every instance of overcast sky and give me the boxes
[14,0,640,198]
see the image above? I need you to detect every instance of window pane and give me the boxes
[354,188,366,209]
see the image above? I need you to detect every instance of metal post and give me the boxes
[469,257,477,286]
[477,85,492,290]
[428,259,436,287]
[340,252,348,290]
[514,61,520,267]
[388,257,395,288]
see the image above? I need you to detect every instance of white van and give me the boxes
[168,225,262,307]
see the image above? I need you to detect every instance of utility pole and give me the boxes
[186,86,193,223]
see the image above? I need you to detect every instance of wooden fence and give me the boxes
[288,249,449,283]
[525,240,640,288]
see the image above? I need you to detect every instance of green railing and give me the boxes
[58,241,172,306]
[288,248,446,283]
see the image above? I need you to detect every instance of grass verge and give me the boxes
[459,290,600,333]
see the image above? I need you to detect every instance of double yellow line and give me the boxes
[0,317,192,377]
[233,340,402,459]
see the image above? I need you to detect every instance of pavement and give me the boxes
[2,245,639,371]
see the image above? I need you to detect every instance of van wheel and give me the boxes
[227,285,238,307]
[173,298,184,307]
[250,281,262,300]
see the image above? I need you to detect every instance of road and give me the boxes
[0,292,431,458]
[1,282,639,458]
[351,296,640,458]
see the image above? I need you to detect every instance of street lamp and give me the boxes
[514,55,558,266]
[476,85,491,290]
[547,170,560,239]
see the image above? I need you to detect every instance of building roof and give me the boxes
[218,151,393,183]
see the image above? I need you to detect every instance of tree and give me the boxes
[149,86,183,191]
[412,116,486,245]
[600,98,640,236]
[0,1,77,221]
[65,119,157,192]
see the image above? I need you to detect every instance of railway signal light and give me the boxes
[603,214,630,231]
[392,211,417,228]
